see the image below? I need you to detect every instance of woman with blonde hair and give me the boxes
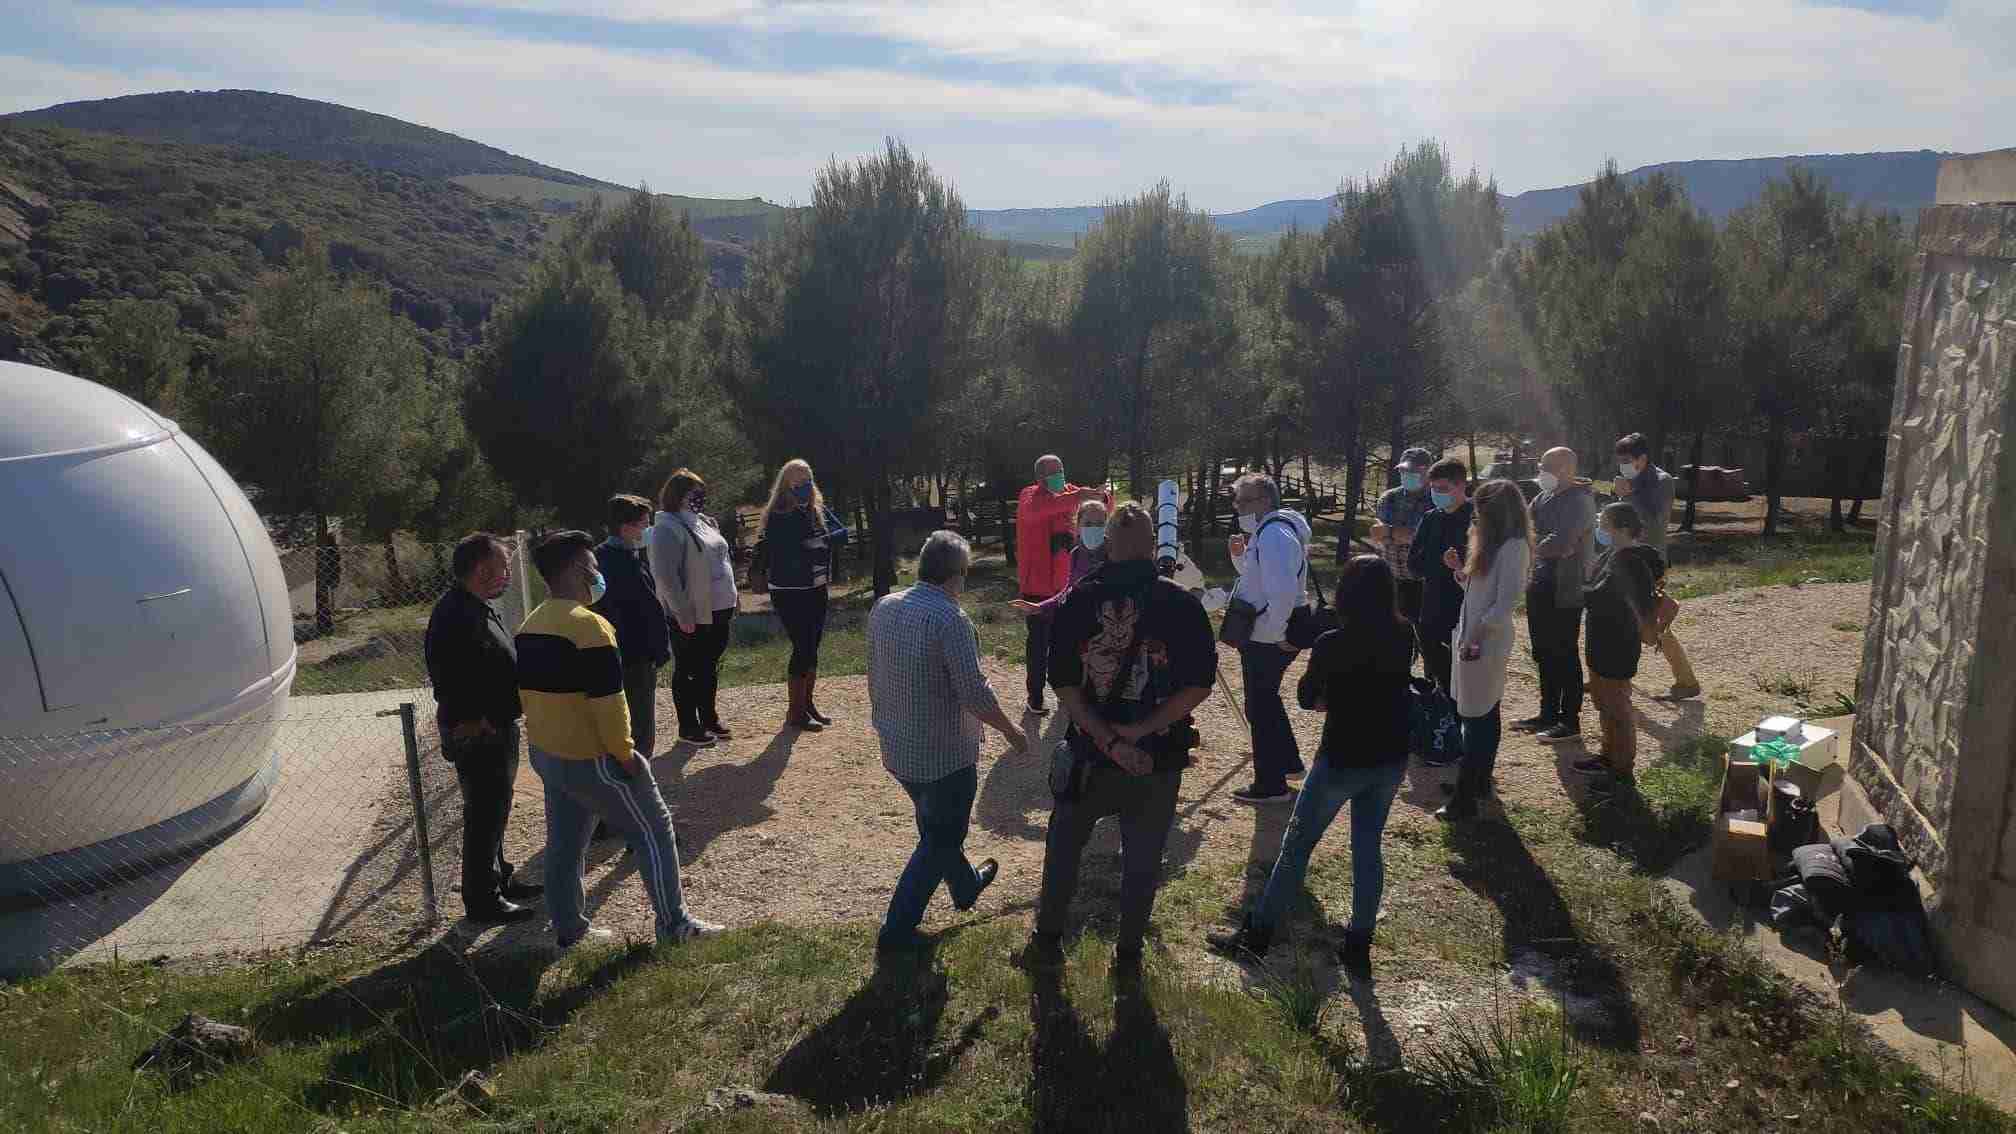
[1436,478,1534,821]
[755,459,849,730]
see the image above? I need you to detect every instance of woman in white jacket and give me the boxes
[649,469,740,747]
[1437,479,1534,821]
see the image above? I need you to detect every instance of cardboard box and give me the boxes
[1711,755,1776,881]
[1732,725,1838,770]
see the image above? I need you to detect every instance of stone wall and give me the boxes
[1853,196,2016,1014]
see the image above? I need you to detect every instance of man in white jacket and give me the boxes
[1225,473,1312,805]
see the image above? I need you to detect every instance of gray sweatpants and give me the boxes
[529,745,691,942]
[1035,766,1182,954]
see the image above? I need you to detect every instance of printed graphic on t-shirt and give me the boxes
[1079,596,1170,704]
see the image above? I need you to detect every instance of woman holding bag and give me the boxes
[1436,479,1533,822]
[759,459,849,731]
[650,468,739,747]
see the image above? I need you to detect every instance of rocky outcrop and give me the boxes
[0,175,51,248]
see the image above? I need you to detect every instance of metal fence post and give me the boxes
[383,701,438,923]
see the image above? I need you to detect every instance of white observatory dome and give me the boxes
[0,361,296,901]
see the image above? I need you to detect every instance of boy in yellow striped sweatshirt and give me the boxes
[518,530,723,948]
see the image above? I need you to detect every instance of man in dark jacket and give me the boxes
[593,494,672,759]
[1520,447,1597,743]
[1408,457,1474,696]
[424,532,540,923]
[1018,503,1215,972]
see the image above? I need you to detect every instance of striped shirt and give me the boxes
[515,599,632,761]
[867,582,1004,783]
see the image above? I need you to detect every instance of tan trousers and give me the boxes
[1659,627,1699,690]
[1587,676,1637,774]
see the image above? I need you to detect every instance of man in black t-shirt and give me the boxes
[1017,503,1216,971]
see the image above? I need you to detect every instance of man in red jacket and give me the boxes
[1016,454,1107,715]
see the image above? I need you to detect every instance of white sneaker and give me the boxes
[667,916,724,944]
[557,926,616,950]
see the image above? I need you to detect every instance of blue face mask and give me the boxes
[1431,489,1457,511]
[588,569,608,603]
[1080,525,1107,550]
[1401,472,1424,492]
[1595,528,1614,548]
[792,482,814,504]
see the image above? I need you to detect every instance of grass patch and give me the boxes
[1663,524,1876,599]
[1415,1001,1584,1134]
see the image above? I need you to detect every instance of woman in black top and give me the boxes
[1209,555,1415,975]
[1572,502,1666,796]
[757,458,849,730]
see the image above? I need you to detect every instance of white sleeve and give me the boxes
[1253,526,1306,641]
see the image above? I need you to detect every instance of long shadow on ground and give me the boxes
[247,937,653,1112]
[1026,967,1189,1133]
[1443,819,1644,1051]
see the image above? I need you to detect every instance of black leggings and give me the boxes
[772,586,829,678]
[670,610,733,732]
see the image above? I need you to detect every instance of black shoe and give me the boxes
[703,719,733,740]
[1012,934,1066,972]
[1026,700,1051,716]
[1232,784,1296,806]
[786,715,824,732]
[807,706,834,727]
[465,899,536,925]
[955,859,999,912]
[679,728,718,746]
[1419,749,1461,768]
[500,880,544,900]
[1570,755,1613,776]
[1587,773,1635,800]
[1205,918,1273,959]
[1338,930,1373,978]
[1536,722,1582,744]
[1511,715,1555,734]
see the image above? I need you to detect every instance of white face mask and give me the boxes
[1619,462,1637,479]
[1536,470,1560,494]
[1238,513,1261,535]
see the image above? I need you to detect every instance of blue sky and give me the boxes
[5,0,2012,211]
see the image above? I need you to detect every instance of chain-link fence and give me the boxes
[0,704,449,975]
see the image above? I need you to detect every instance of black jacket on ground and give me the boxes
[592,539,672,668]
[423,585,522,733]
[1583,544,1665,679]
[1297,618,1414,768]
[1408,501,1474,632]
[1048,559,1217,772]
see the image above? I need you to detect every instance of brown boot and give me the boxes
[807,668,833,726]
[787,674,822,731]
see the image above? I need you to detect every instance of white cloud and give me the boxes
[9,0,2014,209]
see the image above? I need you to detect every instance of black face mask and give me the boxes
[688,490,708,513]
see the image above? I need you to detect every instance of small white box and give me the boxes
[1757,716,1805,743]
[1732,725,1837,769]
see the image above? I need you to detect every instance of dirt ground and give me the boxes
[414,582,1870,956]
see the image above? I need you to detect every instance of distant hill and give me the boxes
[5,90,622,189]
[966,150,1955,246]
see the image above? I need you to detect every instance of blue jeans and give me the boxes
[880,763,983,942]
[1239,642,1303,791]
[530,746,693,943]
[1253,758,1407,935]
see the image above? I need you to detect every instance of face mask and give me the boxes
[1401,472,1424,492]
[1080,525,1107,550]
[688,490,707,513]
[1619,462,1636,479]
[1431,489,1457,511]
[792,482,813,504]
[1238,513,1261,536]
[1043,472,1066,493]
[587,569,608,604]
[1536,471,1560,494]
[1595,528,1614,548]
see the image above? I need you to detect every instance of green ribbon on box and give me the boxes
[1753,739,1799,769]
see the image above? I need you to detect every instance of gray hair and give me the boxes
[1033,453,1062,477]
[1234,472,1279,510]
[917,530,972,585]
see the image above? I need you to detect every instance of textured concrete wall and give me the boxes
[1855,201,2016,1014]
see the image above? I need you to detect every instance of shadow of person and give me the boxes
[977,717,1068,841]
[1228,796,1293,913]
[1444,820,1643,1052]
[763,941,995,1116]
[1027,965,1189,1132]
[1399,759,1456,813]
[1347,974,1405,1068]
[659,729,801,863]
[248,935,651,1112]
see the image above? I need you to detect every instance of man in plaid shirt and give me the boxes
[868,531,1028,952]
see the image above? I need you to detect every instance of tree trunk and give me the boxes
[871,471,897,598]
[1467,433,1479,483]
[1682,429,1705,532]
[1762,407,1790,537]
[1829,494,1846,533]
[1128,337,1152,504]
[1206,458,1223,538]
[314,512,337,637]
[1300,452,1315,515]
[1189,452,1210,546]
[383,538,405,605]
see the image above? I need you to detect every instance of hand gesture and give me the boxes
[1109,741,1153,776]
[1001,724,1028,754]
[1111,721,1152,744]
[1009,599,1040,619]
[1229,534,1248,560]
[677,618,697,635]
[1442,548,1463,572]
